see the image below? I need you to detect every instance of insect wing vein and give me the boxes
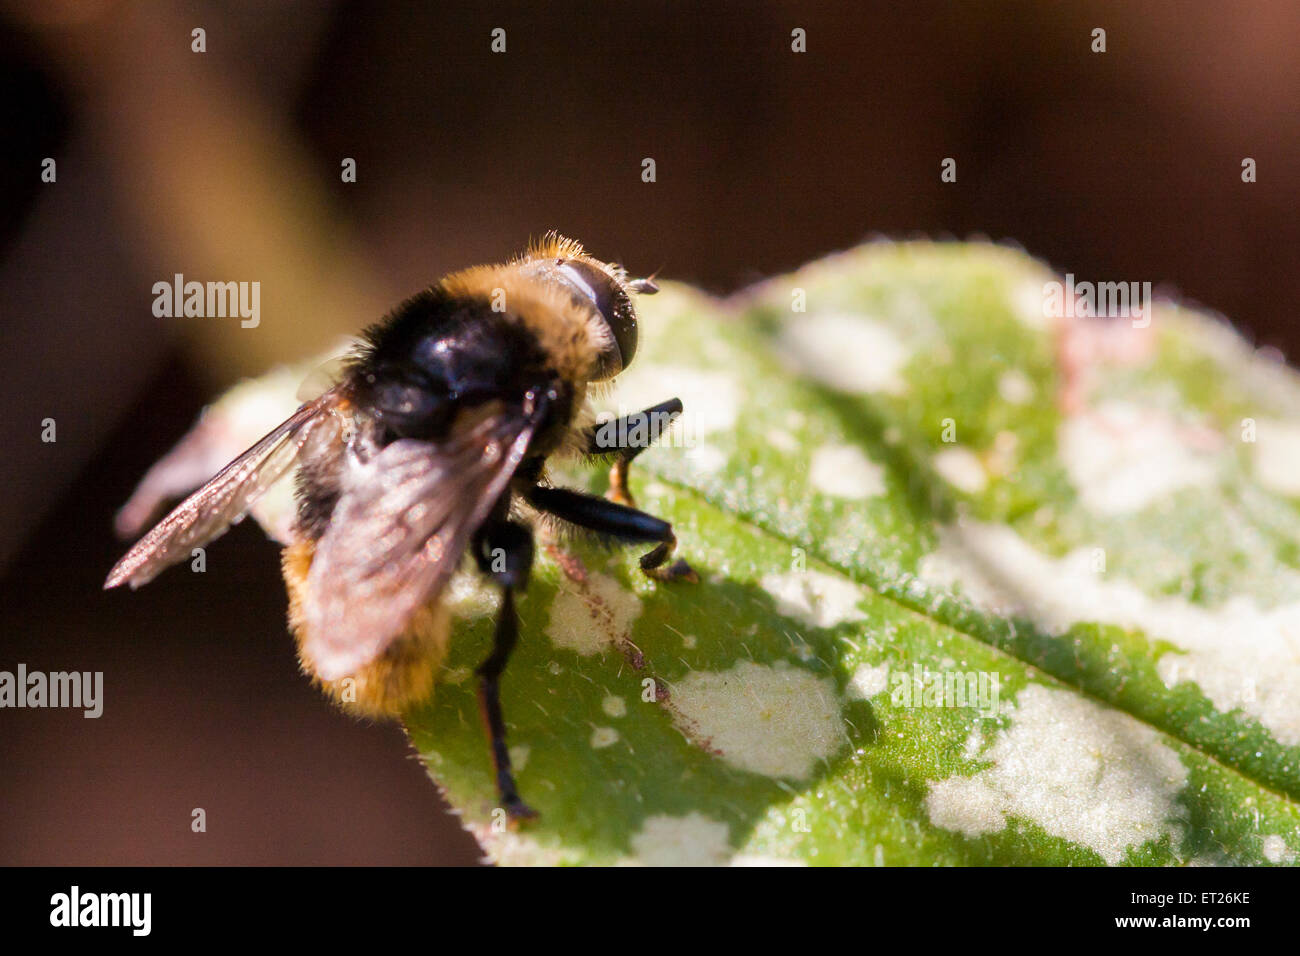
[302,404,539,680]
[103,390,344,590]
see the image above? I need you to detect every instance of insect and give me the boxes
[105,234,696,819]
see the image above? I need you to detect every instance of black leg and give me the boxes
[526,485,697,583]
[583,397,682,507]
[473,513,537,820]
[473,518,534,590]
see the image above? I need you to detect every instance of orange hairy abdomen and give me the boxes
[281,541,451,718]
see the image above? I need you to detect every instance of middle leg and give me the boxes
[526,485,697,583]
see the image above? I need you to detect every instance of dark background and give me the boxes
[1,1,1296,865]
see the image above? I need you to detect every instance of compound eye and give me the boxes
[556,258,637,380]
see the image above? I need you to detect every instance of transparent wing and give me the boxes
[104,389,346,590]
[302,403,539,681]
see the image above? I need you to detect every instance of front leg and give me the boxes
[584,397,682,508]
[526,485,697,583]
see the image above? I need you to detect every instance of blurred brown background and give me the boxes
[1,0,1296,865]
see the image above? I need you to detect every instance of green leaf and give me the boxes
[238,242,1300,865]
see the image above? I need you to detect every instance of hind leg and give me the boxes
[472,518,537,820]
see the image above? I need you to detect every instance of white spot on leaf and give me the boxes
[611,364,741,437]
[667,661,846,779]
[925,684,1188,864]
[932,446,987,494]
[444,570,497,619]
[921,519,1300,745]
[810,444,886,499]
[848,663,890,699]
[1059,402,1220,515]
[546,571,641,656]
[1251,419,1300,497]
[761,570,867,629]
[630,813,732,866]
[686,443,728,474]
[997,369,1035,404]
[1013,280,1052,330]
[769,429,799,453]
[1262,834,1292,864]
[777,312,909,394]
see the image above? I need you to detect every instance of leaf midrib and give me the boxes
[643,465,1300,810]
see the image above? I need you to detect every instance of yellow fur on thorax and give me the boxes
[282,541,450,718]
[439,265,604,384]
[525,232,588,260]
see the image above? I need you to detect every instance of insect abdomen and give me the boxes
[282,541,450,717]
